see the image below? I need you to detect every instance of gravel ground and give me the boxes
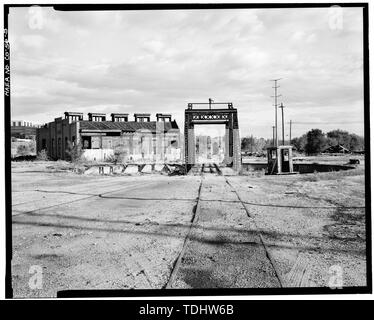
[12,171,200,297]
[171,175,280,288]
[11,162,367,297]
[227,169,367,287]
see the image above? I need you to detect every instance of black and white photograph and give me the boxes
[3,2,371,299]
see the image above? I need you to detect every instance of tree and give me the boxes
[241,136,256,152]
[326,129,364,152]
[305,129,327,155]
[262,138,273,151]
[290,129,364,155]
[256,138,267,153]
[349,134,364,151]
[291,134,307,153]
[241,136,268,153]
[326,130,351,148]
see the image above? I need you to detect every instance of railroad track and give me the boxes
[164,176,204,288]
[224,177,284,287]
[188,163,222,176]
[165,172,284,289]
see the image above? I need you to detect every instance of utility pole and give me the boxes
[279,102,285,145]
[270,79,282,148]
[289,120,292,145]
[272,126,275,146]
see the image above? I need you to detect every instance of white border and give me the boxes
[0,0,372,300]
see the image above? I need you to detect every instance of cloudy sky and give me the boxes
[8,6,364,138]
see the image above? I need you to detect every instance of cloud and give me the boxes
[8,7,365,137]
[19,34,46,48]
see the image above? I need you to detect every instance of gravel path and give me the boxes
[12,173,200,297]
[11,166,367,297]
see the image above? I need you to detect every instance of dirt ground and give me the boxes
[227,170,366,288]
[11,161,367,297]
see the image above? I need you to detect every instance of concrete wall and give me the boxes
[11,139,36,158]
[241,162,355,174]
[87,131,181,163]
[83,149,114,161]
[241,162,268,172]
[294,163,355,174]
[232,129,241,171]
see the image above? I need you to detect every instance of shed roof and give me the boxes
[323,144,351,153]
[88,112,106,116]
[111,113,129,116]
[79,120,179,133]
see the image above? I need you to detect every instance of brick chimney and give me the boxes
[88,113,106,121]
[134,113,151,122]
[111,113,129,122]
[64,112,83,123]
[156,113,172,122]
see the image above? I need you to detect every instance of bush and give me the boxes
[36,149,49,161]
[113,144,128,163]
[65,141,84,162]
[105,154,117,163]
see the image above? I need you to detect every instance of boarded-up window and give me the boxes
[91,136,101,149]
[82,137,90,149]
[102,137,114,149]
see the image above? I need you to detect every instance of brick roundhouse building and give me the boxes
[36,112,181,162]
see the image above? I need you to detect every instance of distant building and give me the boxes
[11,120,40,139]
[36,112,181,162]
[323,144,351,154]
[196,135,225,163]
